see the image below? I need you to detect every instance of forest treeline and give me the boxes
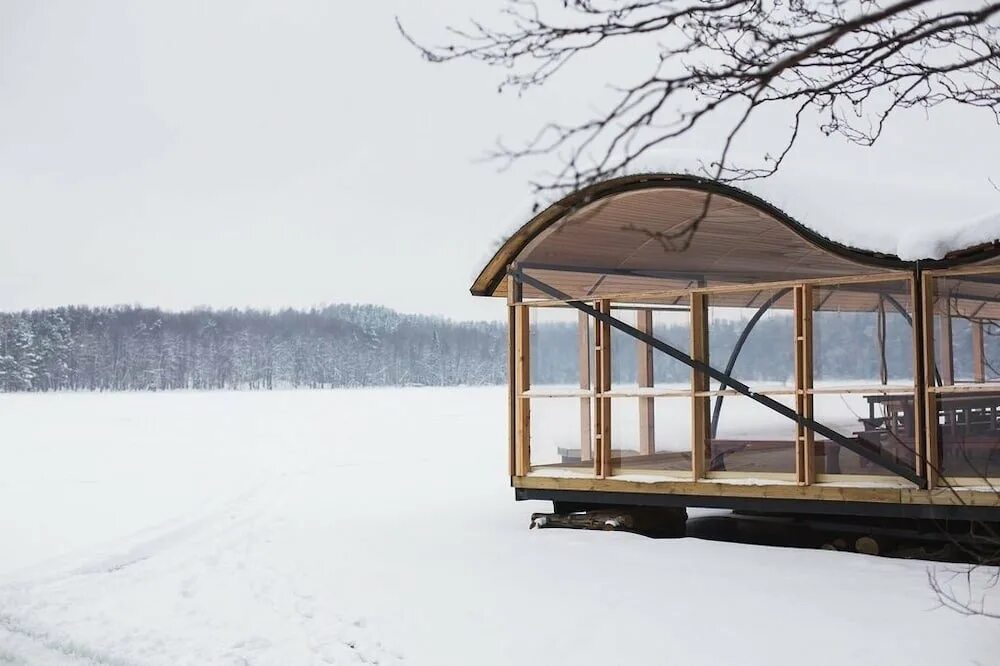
[0,305,506,391]
[0,304,975,393]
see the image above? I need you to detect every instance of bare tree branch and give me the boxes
[399,0,1000,194]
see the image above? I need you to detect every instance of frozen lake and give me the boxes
[1,388,997,664]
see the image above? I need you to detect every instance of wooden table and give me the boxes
[865,390,1000,471]
[866,391,1000,436]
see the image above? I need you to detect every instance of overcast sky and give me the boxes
[1,1,998,321]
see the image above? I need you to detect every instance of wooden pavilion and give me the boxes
[473,174,1000,521]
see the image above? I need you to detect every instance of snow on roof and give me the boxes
[472,164,1000,286]
[739,171,1000,261]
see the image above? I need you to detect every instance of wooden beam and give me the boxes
[910,276,926,484]
[506,274,518,477]
[930,383,1000,394]
[594,299,613,477]
[794,285,816,485]
[578,311,592,462]
[691,292,710,479]
[973,319,986,383]
[921,273,939,488]
[803,287,816,484]
[514,474,1000,507]
[636,308,655,456]
[593,305,602,477]
[518,271,909,309]
[514,284,531,477]
[924,265,1000,278]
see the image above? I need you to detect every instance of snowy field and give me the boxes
[1,388,998,665]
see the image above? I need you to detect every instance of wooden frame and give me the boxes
[515,473,1000,508]
[513,274,531,477]
[507,274,518,477]
[919,269,1000,487]
[690,292,709,479]
[920,272,940,488]
[479,171,1000,519]
[514,271,909,309]
[636,308,655,456]
[504,267,1000,506]
[923,264,1000,278]
[794,285,816,485]
[578,311,593,462]
[910,275,927,484]
[594,299,613,478]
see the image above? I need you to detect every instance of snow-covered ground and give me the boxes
[1,388,998,665]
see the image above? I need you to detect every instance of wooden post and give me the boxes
[578,311,592,461]
[636,308,655,456]
[794,285,815,484]
[506,274,518,477]
[593,299,613,477]
[973,320,986,383]
[921,273,939,488]
[911,276,926,483]
[593,305,602,477]
[513,282,531,477]
[691,292,710,479]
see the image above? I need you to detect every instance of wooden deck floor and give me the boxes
[538,439,902,476]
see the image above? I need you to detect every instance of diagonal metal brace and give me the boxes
[511,268,926,488]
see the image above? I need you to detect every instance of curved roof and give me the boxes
[471,174,1000,301]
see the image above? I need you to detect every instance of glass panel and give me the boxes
[811,391,916,476]
[930,274,1000,480]
[522,305,595,473]
[610,396,641,463]
[933,274,1000,385]
[814,280,914,384]
[529,396,593,471]
[612,397,693,473]
[708,395,796,474]
[937,394,1000,478]
[810,280,915,477]
[651,305,692,383]
[652,397,693,472]
[610,301,692,473]
[529,306,592,390]
[707,289,794,384]
[705,290,795,475]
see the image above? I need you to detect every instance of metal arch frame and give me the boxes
[709,289,942,439]
[710,288,793,438]
[511,267,926,488]
[881,293,943,387]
